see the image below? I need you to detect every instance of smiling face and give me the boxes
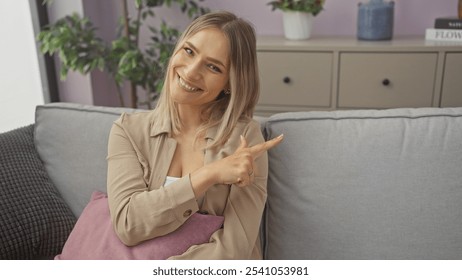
[169,28,230,110]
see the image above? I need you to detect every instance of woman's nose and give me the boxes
[184,60,201,80]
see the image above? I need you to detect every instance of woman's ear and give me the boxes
[216,90,228,100]
[224,82,231,95]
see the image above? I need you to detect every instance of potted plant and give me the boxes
[38,0,209,108]
[268,0,325,40]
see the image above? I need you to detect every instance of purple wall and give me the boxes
[203,0,457,37]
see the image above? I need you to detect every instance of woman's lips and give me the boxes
[178,75,200,92]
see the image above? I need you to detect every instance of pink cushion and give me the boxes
[55,191,224,260]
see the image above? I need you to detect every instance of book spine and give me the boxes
[434,19,462,29]
[425,28,462,42]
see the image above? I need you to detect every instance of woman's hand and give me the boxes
[190,134,283,198]
[219,134,284,187]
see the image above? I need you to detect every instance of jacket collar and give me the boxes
[149,112,171,137]
[149,110,217,141]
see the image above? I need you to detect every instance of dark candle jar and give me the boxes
[357,0,395,41]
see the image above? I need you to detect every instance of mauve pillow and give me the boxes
[55,191,224,260]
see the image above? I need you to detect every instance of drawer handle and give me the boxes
[382,79,390,86]
[283,76,291,84]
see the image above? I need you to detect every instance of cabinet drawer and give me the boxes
[257,51,332,108]
[441,53,462,107]
[338,53,437,108]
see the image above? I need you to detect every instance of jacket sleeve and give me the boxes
[106,115,199,246]
[169,120,268,259]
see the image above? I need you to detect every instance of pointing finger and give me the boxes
[250,134,284,159]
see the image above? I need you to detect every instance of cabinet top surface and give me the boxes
[257,36,462,51]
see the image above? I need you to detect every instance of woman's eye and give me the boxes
[184,47,193,55]
[208,64,222,73]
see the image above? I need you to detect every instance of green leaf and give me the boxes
[135,0,142,8]
[59,66,68,80]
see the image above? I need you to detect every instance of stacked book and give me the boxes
[426,17,462,42]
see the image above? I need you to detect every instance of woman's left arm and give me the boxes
[169,120,269,259]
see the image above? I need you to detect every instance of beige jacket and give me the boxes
[106,110,268,259]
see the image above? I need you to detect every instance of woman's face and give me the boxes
[169,28,230,108]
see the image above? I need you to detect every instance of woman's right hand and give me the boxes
[190,134,283,198]
[217,134,284,187]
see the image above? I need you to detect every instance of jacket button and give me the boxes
[183,209,192,217]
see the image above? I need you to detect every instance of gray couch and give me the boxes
[1,102,462,259]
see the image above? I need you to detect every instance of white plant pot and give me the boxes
[282,11,314,40]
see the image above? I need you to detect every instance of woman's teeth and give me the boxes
[178,76,199,92]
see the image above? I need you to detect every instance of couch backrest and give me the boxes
[263,107,462,259]
[34,103,139,216]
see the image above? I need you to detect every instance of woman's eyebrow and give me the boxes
[185,41,227,69]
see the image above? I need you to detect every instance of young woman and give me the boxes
[106,11,283,259]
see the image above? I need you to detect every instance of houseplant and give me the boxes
[268,0,325,40]
[38,0,209,108]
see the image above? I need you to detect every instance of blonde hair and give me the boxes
[155,11,259,149]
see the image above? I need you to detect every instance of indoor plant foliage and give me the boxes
[268,0,325,16]
[38,0,209,108]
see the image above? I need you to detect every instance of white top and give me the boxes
[164,176,180,186]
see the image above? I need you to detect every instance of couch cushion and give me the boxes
[264,107,462,259]
[34,103,140,216]
[0,125,76,259]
